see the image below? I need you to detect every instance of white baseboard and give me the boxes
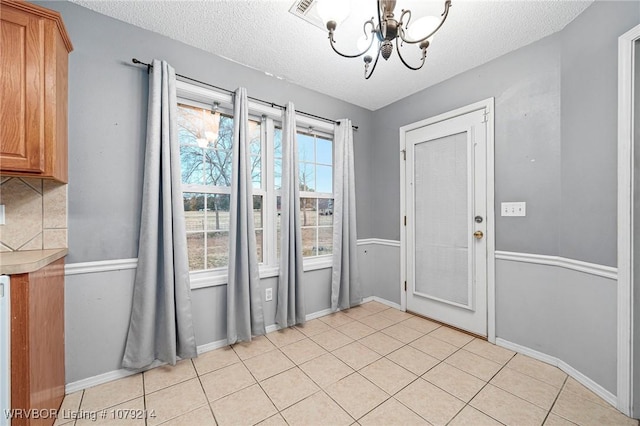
[196,338,229,355]
[371,296,402,310]
[495,338,617,407]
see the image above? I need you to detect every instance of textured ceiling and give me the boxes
[69,0,593,111]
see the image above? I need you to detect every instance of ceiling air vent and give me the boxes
[289,0,326,31]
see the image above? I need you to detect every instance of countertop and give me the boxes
[0,249,68,275]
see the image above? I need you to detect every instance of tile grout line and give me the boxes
[191,357,220,426]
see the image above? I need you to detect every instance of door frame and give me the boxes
[399,98,496,343]
[617,23,640,418]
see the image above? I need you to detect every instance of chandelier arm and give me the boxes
[364,42,383,79]
[398,0,452,45]
[328,19,377,59]
[395,36,427,71]
[399,9,412,30]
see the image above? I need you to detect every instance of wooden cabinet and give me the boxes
[0,0,72,182]
[11,258,65,426]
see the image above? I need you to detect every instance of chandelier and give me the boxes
[316,0,452,79]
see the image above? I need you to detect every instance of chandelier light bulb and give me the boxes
[316,0,351,27]
[408,15,440,42]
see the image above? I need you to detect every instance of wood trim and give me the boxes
[10,273,30,426]
[1,0,73,52]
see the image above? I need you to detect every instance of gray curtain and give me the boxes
[227,87,266,344]
[122,59,197,369]
[331,119,361,310]
[276,102,305,327]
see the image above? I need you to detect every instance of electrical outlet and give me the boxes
[265,288,273,302]
[501,202,526,217]
[0,205,4,225]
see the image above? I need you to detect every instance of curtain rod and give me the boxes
[131,58,358,131]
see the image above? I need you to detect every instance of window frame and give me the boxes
[176,81,335,289]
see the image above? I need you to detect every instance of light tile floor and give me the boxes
[56,302,639,426]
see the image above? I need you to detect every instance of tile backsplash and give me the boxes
[0,177,67,251]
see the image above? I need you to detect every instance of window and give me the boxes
[177,85,334,277]
[274,129,334,259]
[297,131,334,257]
[178,103,262,271]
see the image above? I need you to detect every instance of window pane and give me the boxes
[316,137,332,165]
[184,193,205,232]
[207,231,229,269]
[274,128,282,158]
[299,163,315,192]
[274,158,282,190]
[318,227,333,255]
[187,233,205,271]
[251,155,262,189]
[318,198,334,226]
[180,146,203,185]
[204,148,232,187]
[316,165,333,193]
[206,194,230,231]
[253,195,263,229]
[298,133,315,162]
[256,230,263,263]
[216,115,234,150]
[302,227,317,257]
[300,198,317,226]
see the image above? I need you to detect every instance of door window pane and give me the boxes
[414,132,469,305]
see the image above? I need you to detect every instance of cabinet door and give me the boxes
[0,6,45,173]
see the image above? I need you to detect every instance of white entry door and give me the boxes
[404,107,489,336]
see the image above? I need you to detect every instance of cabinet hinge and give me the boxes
[404,281,407,291]
[401,149,406,160]
[404,216,407,226]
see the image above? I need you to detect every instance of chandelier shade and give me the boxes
[317,0,452,79]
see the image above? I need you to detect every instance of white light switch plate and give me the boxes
[0,205,4,225]
[265,288,273,301]
[501,202,526,217]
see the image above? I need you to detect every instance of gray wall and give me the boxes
[496,260,618,393]
[368,0,638,397]
[35,1,375,383]
[65,268,339,383]
[371,0,638,266]
[37,0,375,266]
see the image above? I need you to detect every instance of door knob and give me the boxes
[473,231,484,239]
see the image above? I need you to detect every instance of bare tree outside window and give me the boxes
[178,103,262,271]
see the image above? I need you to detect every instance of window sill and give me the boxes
[189,256,333,290]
